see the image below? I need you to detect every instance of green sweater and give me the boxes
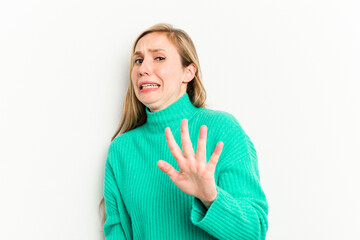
[103,92,268,240]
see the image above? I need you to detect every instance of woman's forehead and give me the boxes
[135,32,175,53]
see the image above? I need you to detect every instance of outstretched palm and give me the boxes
[157,119,224,207]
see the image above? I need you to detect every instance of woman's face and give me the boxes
[131,32,195,112]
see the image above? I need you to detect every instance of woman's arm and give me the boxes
[190,113,269,240]
[103,143,132,240]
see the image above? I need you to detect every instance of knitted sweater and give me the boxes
[103,92,268,240]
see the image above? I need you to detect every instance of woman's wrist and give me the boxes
[200,190,218,209]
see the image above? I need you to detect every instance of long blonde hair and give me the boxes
[99,23,207,227]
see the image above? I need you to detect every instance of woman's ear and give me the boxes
[183,63,197,83]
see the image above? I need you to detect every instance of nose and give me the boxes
[138,58,151,77]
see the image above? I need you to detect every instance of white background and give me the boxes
[1,0,359,239]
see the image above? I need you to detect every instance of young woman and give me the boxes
[99,23,268,240]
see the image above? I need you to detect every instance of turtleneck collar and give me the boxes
[144,92,199,133]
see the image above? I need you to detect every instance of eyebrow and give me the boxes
[133,48,166,57]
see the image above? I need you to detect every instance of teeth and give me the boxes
[141,84,160,89]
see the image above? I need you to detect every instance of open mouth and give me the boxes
[140,84,161,90]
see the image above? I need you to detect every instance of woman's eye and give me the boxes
[155,57,165,61]
[134,59,143,64]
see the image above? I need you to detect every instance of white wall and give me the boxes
[1,0,359,239]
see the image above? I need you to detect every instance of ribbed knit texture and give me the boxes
[103,92,268,240]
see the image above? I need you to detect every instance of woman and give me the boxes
[99,23,268,240]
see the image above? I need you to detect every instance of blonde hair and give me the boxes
[99,23,207,228]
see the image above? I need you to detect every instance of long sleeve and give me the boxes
[190,113,269,240]
[103,142,132,240]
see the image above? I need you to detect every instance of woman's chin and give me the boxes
[140,96,161,109]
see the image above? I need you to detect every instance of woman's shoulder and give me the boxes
[195,107,250,143]
[195,107,242,128]
[109,126,143,147]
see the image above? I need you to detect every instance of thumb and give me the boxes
[157,160,179,179]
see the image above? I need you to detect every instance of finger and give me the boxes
[207,142,224,172]
[157,160,180,180]
[165,127,185,165]
[180,119,195,158]
[196,125,207,162]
